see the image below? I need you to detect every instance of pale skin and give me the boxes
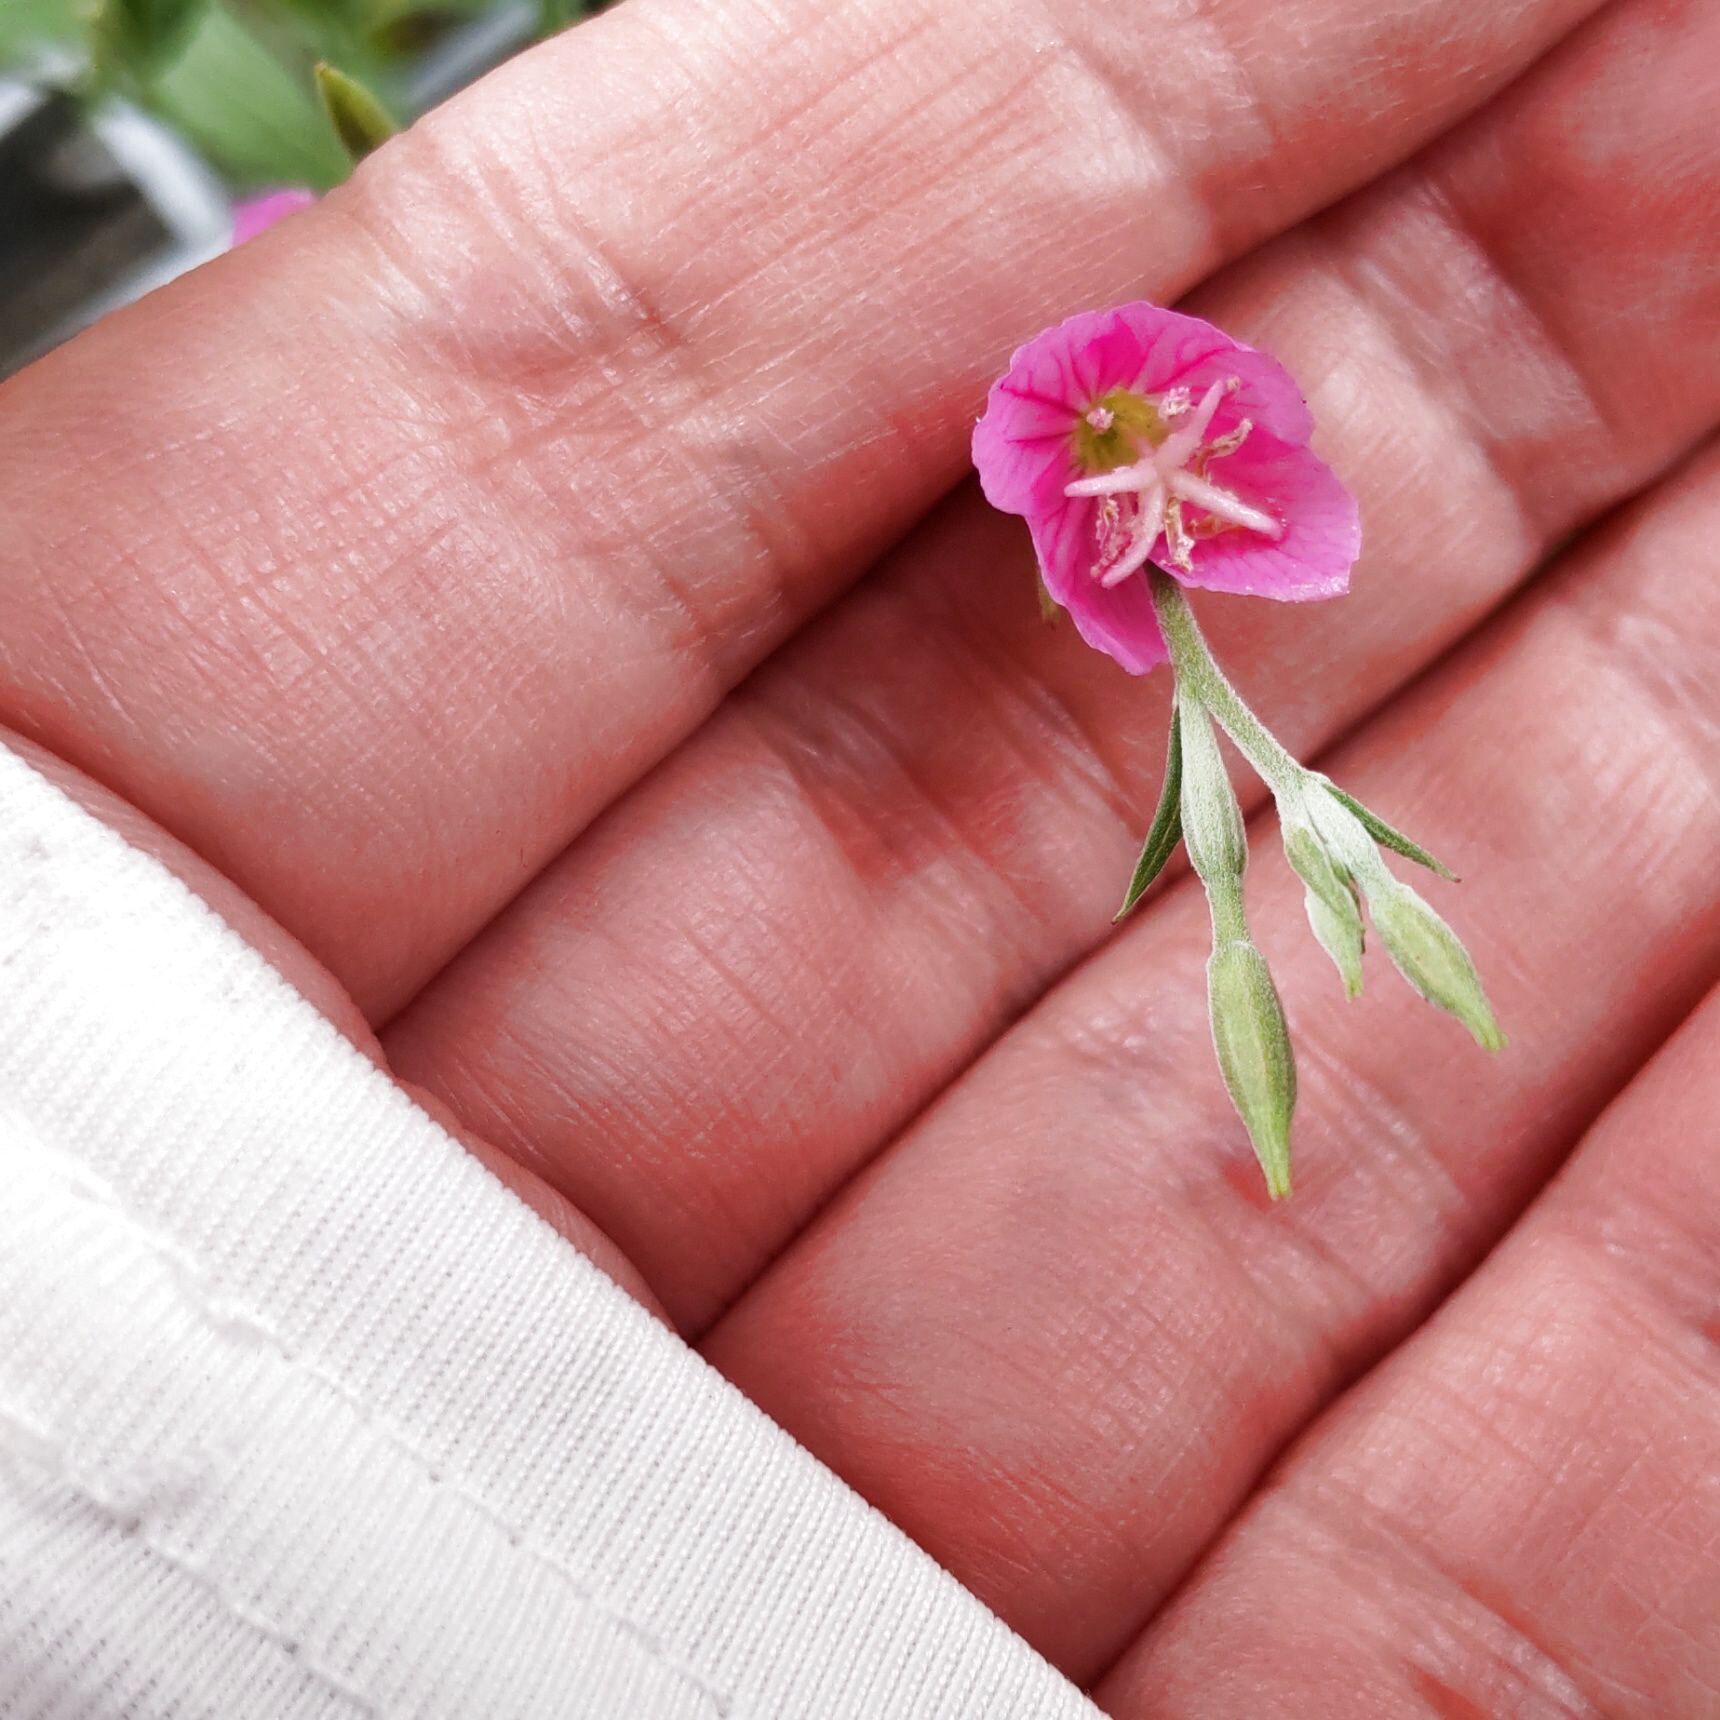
[2,0,1718,1707]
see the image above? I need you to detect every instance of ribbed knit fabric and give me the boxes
[0,742,1097,1720]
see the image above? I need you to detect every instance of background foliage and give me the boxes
[2,0,583,188]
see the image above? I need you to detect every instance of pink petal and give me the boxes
[1175,433,1361,603]
[1022,499,1167,671]
[973,302,1315,517]
[231,188,317,247]
[1058,560,1170,673]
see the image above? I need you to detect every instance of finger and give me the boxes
[0,0,1607,1015]
[1097,983,1720,1718]
[700,445,1720,1679]
[383,0,1720,1330]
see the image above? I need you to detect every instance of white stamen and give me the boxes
[1168,469,1282,538]
[1155,381,1228,470]
[1164,496,1194,572]
[1097,482,1166,587]
[1066,459,1157,498]
[1203,416,1253,461]
[1085,405,1115,431]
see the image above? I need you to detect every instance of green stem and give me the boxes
[1204,874,1249,946]
[1148,571,1302,793]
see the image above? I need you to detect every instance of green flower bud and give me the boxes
[1208,938,1298,1199]
[1305,783,1380,878]
[1370,879,1504,1051]
[1283,822,1364,998]
[315,62,398,164]
[1177,697,1247,893]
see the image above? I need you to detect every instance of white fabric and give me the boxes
[0,742,1097,1720]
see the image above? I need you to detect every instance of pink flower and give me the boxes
[231,188,317,247]
[972,303,1360,673]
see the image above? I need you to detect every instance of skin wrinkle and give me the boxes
[1500,573,1720,917]
[1281,1027,1488,1306]
[725,30,1140,337]
[1559,562,1720,762]
[726,10,950,153]
[346,112,827,693]
[1561,1189,1720,1352]
[729,692,973,933]
[21,581,139,768]
[1297,1485,1607,1718]
[786,1167,1270,1601]
[1313,216,1545,566]
[1332,1353,1696,1714]
[1420,173,1619,467]
[1131,0,1281,244]
[118,390,522,796]
[669,911,839,1133]
[763,983,1354,1585]
[1372,185,1612,527]
[761,682,1064,946]
[438,768,895,1255]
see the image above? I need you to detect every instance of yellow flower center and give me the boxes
[1069,388,1167,474]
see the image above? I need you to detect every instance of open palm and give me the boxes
[3,0,1717,1708]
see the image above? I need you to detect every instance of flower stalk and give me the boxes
[1176,693,1298,1198]
[971,301,1496,1198]
[1134,570,1502,1195]
[1148,573,1300,793]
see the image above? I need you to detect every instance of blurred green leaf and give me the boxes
[149,4,348,187]
[315,57,394,160]
[361,0,502,28]
[274,0,364,26]
[91,0,207,87]
[0,0,85,62]
[228,0,370,76]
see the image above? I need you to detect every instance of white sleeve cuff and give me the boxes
[0,742,1095,1720]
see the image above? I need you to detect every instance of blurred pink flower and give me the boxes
[231,188,317,247]
[972,303,1360,673]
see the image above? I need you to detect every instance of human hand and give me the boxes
[2,0,1716,1706]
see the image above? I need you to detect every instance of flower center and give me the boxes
[1064,379,1281,587]
[1070,387,1166,475]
